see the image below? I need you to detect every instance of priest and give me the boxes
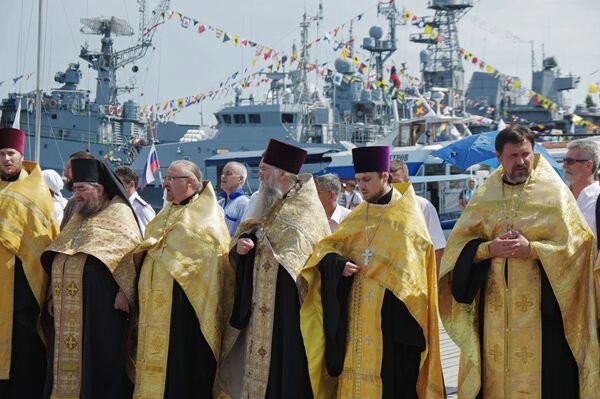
[215,139,330,399]
[439,125,600,398]
[0,128,58,398]
[133,160,233,399]
[300,146,444,398]
[42,159,141,399]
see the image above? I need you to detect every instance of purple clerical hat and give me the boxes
[352,146,390,173]
[262,139,308,174]
[0,128,25,154]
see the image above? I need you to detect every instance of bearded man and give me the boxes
[215,139,330,399]
[440,125,600,398]
[42,159,141,399]
[0,128,58,398]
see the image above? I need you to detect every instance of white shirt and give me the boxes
[416,195,446,250]
[129,191,156,236]
[328,204,351,232]
[576,181,600,241]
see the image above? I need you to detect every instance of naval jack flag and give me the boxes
[140,144,160,189]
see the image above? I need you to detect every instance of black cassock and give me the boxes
[43,256,132,399]
[0,259,47,399]
[318,189,427,399]
[229,233,313,399]
[163,280,216,399]
[451,239,579,399]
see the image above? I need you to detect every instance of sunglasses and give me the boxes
[562,158,590,165]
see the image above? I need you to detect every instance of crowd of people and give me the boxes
[0,124,599,399]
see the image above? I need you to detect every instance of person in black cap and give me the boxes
[60,150,95,229]
[299,146,444,398]
[215,139,330,399]
[0,128,58,399]
[41,158,141,399]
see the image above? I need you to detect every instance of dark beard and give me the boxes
[75,194,111,218]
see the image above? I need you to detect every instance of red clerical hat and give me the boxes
[0,128,25,154]
[262,139,308,174]
[352,146,391,173]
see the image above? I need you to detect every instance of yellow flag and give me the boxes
[589,83,599,94]
[177,98,184,108]
[485,65,494,74]
[232,35,240,46]
[341,47,350,60]
[352,55,360,65]
[424,24,432,34]
[511,81,521,90]
[252,57,258,66]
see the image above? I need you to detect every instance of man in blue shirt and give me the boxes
[218,161,250,236]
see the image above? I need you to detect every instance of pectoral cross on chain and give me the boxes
[362,247,373,267]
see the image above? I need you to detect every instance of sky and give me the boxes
[1,0,598,126]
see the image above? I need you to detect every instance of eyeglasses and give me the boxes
[161,175,190,183]
[562,158,590,165]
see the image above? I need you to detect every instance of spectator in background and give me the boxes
[339,180,362,209]
[562,139,600,243]
[114,166,156,236]
[458,177,477,210]
[42,169,68,225]
[315,174,351,232]
[218,161,250,236]
[389,159,446,273]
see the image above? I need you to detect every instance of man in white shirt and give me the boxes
[562,139,600,242]
[115,166,156,236]
[218,161,250,236]
[315,174,351,232]
[389,160,446,272]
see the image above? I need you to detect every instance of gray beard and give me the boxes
[247,181,282,219]
[74,195,111,218]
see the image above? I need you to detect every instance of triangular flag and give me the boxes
[198,24,206,33]
[12,75,23,84]
[223,33,230,42]
[241,38,248,47]
[232,35,240,46]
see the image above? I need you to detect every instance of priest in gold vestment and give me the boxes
[300,146,444,399]
[42,158,141,399]
[0,128,58,399]
[133,160,233,399]
[215,139,330,399]
[439,125,600,399]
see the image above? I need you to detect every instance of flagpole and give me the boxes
[34,0,43,163]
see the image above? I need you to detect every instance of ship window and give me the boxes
[282,113,294,123]
[249,114,261,124]
[51,114,57,119]
[234,114,246,124]
[222,114,232,124]
[183,156,190,161]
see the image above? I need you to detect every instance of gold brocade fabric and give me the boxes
[215,174,330,399]
[50,253,86,399]
[0,162,58,379]
[439,155,600,399]
[300,185,444,399]
[133,183,232,399]
[46,196,141,399]
[45,196,141,303]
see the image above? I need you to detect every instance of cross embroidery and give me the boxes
[64,335,78,350]
[515,295,533,312]
[515,347,534,364]
[66,282,78,297]
[259,304,270,315]
[362,248,373,266]
[489,344,502,361]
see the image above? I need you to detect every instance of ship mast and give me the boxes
[34,0,43,162]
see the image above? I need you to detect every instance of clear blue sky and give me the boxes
[1,0,598,125]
